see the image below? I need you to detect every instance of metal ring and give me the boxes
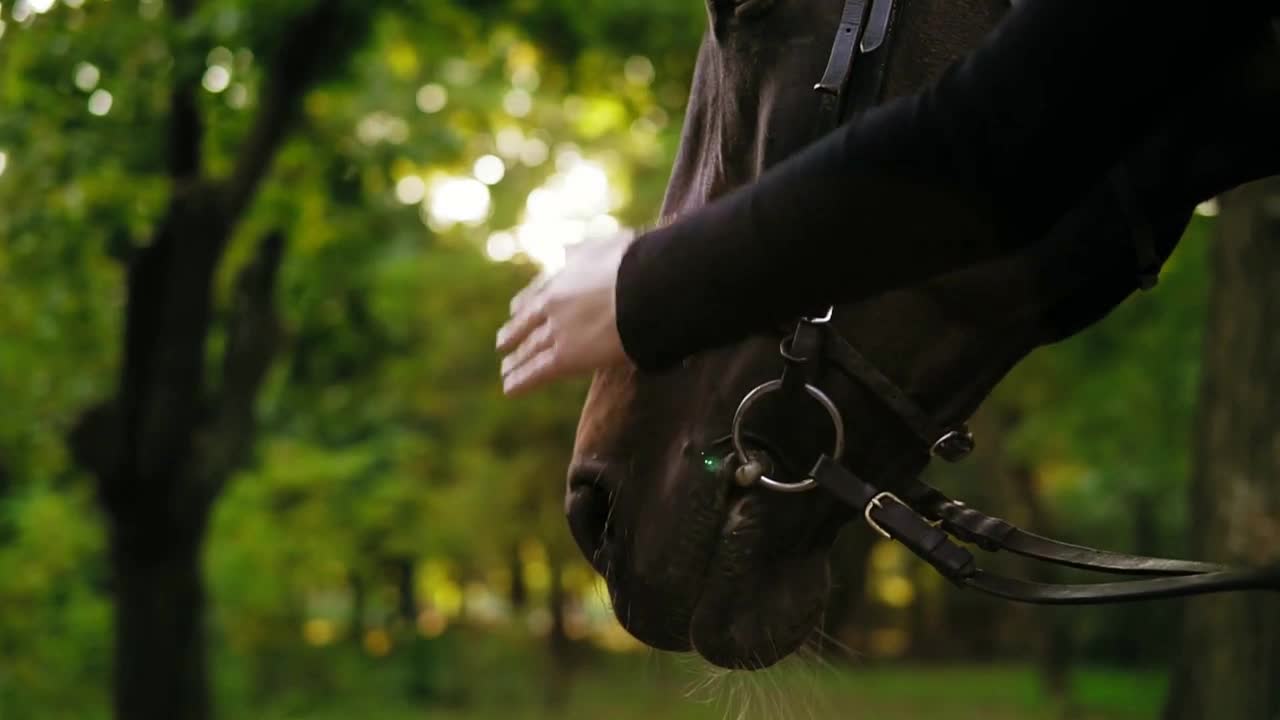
[730,379,845,493]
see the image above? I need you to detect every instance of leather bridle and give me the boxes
[724,0,1280,603]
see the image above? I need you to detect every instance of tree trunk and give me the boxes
[71,224,285,720]
[394,557,437,702]
[112,529,209,720]
[1012,464,1072,711]
[349,570,366,644]
[1163,178,1280,720]
[820,525,876,659]
[62,6,375,717]
[395,557,418,625]
[509,542,528,611]
[545,549,573,708]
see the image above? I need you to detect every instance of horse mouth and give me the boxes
[687,492,832,669]
[566,457,835,669]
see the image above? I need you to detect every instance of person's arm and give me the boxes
[615,1,1270,372]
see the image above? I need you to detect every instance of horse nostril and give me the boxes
[565,483,614,574]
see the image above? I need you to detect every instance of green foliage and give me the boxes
[996,218,1213,552]
[0,0,1221,715]
[3,0,697,712]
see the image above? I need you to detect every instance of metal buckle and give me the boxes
[863,491,902,539]
[731,379,845,493]
[929,428,975,462]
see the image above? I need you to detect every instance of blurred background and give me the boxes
[1,1,1277,719]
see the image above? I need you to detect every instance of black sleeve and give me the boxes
[615,1,1268,372]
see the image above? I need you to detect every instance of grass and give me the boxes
[226,639,1167,720]
[16,631,1167,720]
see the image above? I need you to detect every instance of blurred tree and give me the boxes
[1162,178,1280,720]
[50,1,387,717]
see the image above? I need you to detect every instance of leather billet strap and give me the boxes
[813,0,897,136]
[813,456,1280,604]
[812,0,869,143]
[967,566,1280,605]
[813,455,977,581]
[900,480,1229,576]
[815,0,871,97]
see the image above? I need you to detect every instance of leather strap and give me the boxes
[823,330,973,460]
[847,0,898,111]
[1109,166,1162,290]
[967,567,1280,605]
[902,481,1229,575]
[813,456,977,582]
[860,0,896,53]
[781,0,1280,607]
[812,456,1280,604]
[779,320,827,396]
[813,0,871,139]
[815,0,871,96]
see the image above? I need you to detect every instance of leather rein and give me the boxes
[724,0,1280,604]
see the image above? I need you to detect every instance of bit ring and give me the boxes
[731,380,845,492]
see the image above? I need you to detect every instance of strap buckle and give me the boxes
[863,491,903,539]
[930,428,975,462]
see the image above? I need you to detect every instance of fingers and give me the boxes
[496,299,545,354]
[502,348,557,397]
[500,321,554,378]
[509,272,549,314]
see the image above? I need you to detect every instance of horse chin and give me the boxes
[688,493,831,669]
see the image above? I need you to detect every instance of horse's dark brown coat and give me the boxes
[568,0,1009,669]
[568,0,1280,670]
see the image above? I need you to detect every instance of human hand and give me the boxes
[496,235,633,396]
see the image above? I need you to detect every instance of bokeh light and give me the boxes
[87,89,112,116]
[227,84,248,109]
[207,47,234,68]
[73,62,99,92]
[495,127,524,159]
[473,154,505,185]
[623,55,655,86]
[442,58,475,85]
[503,88,533,118]
[427,177,491,229]
[416,83,447,114]
[202,65,231,94]
[485,157,627,273]
[518,137,549,167]
[512,66,540,91]
[486,231,517,262]
[356,112,409,145]
[395,175,426,205]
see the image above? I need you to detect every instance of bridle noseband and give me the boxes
[724,0,1280,603]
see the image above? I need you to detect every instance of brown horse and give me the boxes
[565,0,1280,670]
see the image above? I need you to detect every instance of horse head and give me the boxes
[562,0,1229,670]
